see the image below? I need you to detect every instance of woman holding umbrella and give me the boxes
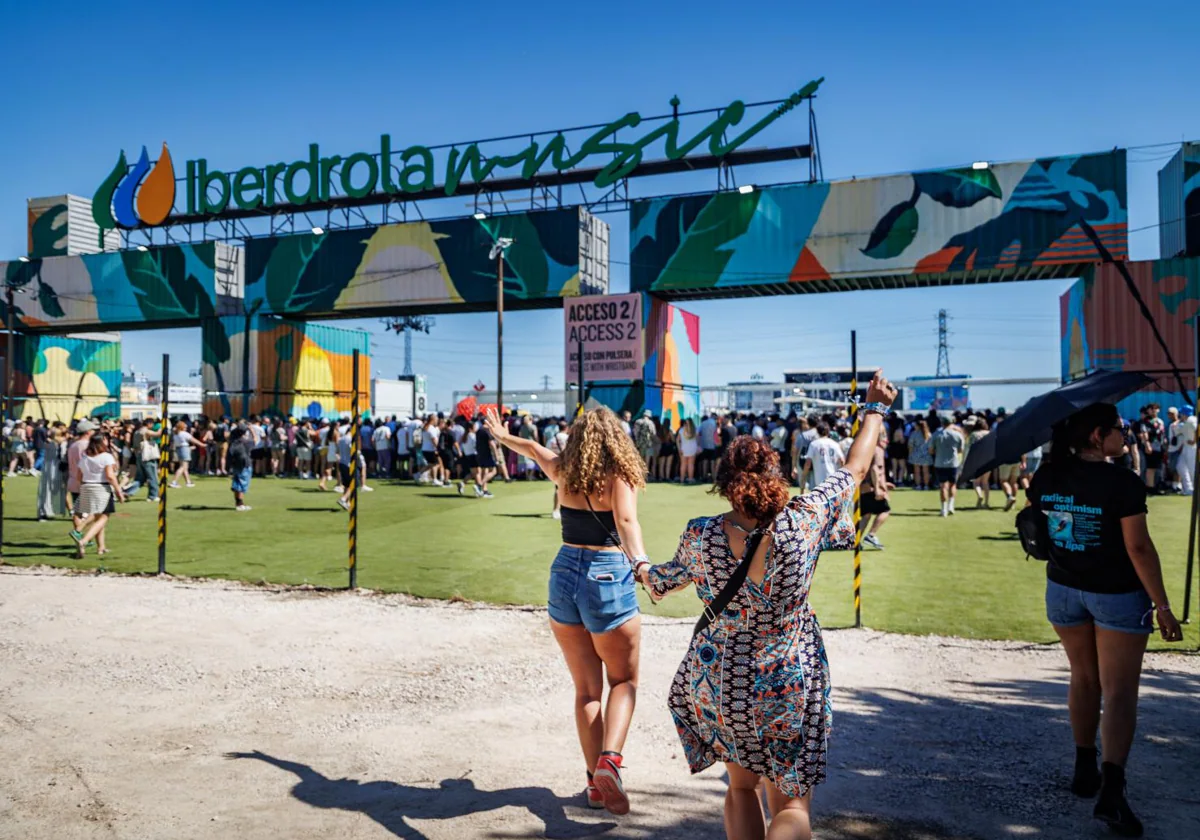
[1028,402,1182,837]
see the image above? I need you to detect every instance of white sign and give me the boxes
[564,293,643,384]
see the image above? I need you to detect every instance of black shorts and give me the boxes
[338,463,354,487]
[699,449,716,462]
[251,449,266,462]
[477,451,496,469]
[462,454,478,470]
[888,442,907,460]
[934,466,959,485]
[1145,451,1163,470]
[861,494,891,516]
[440,451,457,470]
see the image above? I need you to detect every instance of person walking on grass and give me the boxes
[859,426,892,550]
[122,420,162,502]
[797,422,843,492]
[66,419,96,533]
[483,405,648,816]
[227,425,253,512]
[930,415,964,517]
[677,417,700,484]
[69,433,126,558]
[36,424,69,522]
[637,371,898,840]
[472,413,498,498]
[319,422,338,492]
[967,417,992,509]
[169,421,202,489]
[335,421,373,510]
[1027,402,1183,838]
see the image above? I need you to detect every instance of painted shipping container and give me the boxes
[0,334,121,421]
[1,241,241,330]
[631,150,1128,296]
[1060,258,1200,380]
[202,315,369,420]
[27,195,120,259]
[643,296,701,429]
[1158,142,1200,259]
[242,207,608,319]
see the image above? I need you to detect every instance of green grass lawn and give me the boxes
[2,474,1197,650]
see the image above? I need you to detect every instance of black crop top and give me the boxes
[560,505,619,547]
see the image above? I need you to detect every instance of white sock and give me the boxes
[949,498,956,511]
[941,501,948,515]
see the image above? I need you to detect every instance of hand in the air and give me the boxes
[482,409,508,443]
[866,370,898,408]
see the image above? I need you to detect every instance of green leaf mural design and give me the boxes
[29,204,68,258]
[5,259,37,288]
[120,249,217,322]
[262,234,324,314]
[654,192,763,289]
[37,279,65,319]
[272,329,295,397]
[913,168,1002,208]
[861,200,919,259]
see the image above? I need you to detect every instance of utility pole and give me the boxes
[489,237,514,415]
[540,374,552,390]
[382,316,436,377]
[936,309,951,377]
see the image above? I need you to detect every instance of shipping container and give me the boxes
[1060,258,1200,379]
[644,296,700,389]
[202,315,369,420]
[27,195,119,259]
[1158,142,1200,259]
[578,208,610,297]
[0,333,121,421]
[631,150,1128,297]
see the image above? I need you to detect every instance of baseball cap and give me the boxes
[642,409,652,418]
[76,419,96,433]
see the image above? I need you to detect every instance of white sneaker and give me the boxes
[185,482,196,488]
[863,533,884,550]
[236,505,252,512]
[361,485,374,492]
[334,486,344,493]
[552,509,561,520]
[169,482,180,489]
[457,482,466,496]
[474,484,484,498]
[337,498,350,511]
[29,468,40,477]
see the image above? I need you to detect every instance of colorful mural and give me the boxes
[644,297,701,428]
[0,242,229,330]
[202,315,369,420]
[27,199,68,258]
[1060,258,1200,381]
[631,151,1128,294]
[244,208,602,318]
[3,334,121,422]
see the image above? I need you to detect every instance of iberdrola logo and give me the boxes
[92,142,176,230]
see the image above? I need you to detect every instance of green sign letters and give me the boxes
[106,79,822,225]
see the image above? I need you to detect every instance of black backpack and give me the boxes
[1015,505,1051,561]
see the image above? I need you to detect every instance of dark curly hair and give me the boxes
[711,436,790,525]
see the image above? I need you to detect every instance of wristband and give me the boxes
[861,401,890,417]
[1155,603,1172,613]
[631,554,650,568]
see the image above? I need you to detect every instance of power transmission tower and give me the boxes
[382,316,436,376]
[540,374,552,390]
[936,309,951,376]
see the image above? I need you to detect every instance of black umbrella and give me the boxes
[960,370,1154,481]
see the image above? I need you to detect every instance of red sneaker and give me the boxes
[592,753,629,815]
[586,784,605,809]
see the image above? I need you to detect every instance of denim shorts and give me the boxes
[548,546,639,634]
[1045,579,1153,635]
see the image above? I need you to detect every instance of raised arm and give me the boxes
[484,409,561,480]
[843,372,897,484]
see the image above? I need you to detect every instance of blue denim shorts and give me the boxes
[1045,579,1153,635]
[548,546,639,634]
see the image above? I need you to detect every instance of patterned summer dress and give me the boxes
[647,469,856,798]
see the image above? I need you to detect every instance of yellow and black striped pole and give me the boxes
[156,354,170,575]
[850,331,862,628]
[347,348,360,589]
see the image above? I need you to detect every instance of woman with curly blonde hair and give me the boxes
[483,406,647,816]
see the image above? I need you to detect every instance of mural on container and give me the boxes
[1185,145,1200,257]
[644,298,701,428]
[5,335,121,422]
[1,243,222,330]
[1060,258,1200,381]
[202,315,369,420]
[27,200,69,259]
[631,151,1128,293]
[243,209,591,318]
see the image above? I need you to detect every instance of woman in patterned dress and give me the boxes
[636,371,898,840]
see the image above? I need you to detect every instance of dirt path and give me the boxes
[0,568,1197,840]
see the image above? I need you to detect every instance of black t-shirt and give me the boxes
[1028,459,1148,594]
[720,425,737,448]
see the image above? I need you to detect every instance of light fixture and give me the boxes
[530,394,538,400]
[737,184,756,194]
[17,256,30,263]
[136,245,149,252]
[473,212,487,220]
[311,226,324,235]
[971,161,990,170]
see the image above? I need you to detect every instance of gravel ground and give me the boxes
[0,567,1197,840]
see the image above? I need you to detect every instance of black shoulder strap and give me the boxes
[693,525,767,638]
[584,495,633,561]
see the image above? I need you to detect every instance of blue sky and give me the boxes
[1,0,1197,413]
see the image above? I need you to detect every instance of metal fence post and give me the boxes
[348,349,360,590]
[850,331,862,629]
[157,354,170,575]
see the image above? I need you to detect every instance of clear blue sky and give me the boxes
[2,0,1197,412]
